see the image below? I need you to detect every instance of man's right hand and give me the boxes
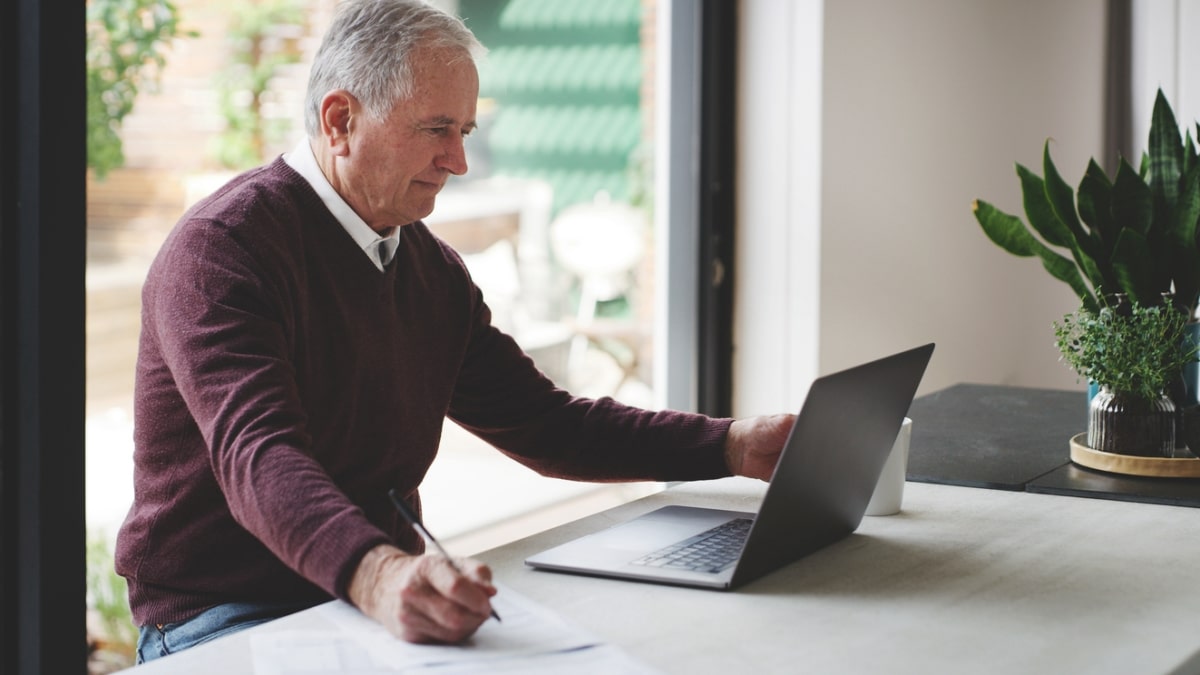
[347,543,497,643]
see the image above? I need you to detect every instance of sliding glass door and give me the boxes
[67,0,727,669]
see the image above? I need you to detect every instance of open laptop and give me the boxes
[525,343,934,590]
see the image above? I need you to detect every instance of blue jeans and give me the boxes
[136,599,316,664]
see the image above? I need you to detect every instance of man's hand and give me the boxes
[348,543,497,644]
[724,414,796,481]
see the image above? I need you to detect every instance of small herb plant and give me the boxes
[1054,298,1199,402]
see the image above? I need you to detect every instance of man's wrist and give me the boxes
[724,419,743,476]
[347,543,404,615]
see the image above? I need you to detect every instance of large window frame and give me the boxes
[659,0,736,417]
[0,2,735,672]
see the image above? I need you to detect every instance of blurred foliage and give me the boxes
[87,0,196,179]
[210,0,306,169]
[86,530,136,669]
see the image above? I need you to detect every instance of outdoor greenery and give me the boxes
[973,88,1200,315]
[1054,298,1198,403]
[87,531,137,668]
[210,0,306,169]
[87,0,195,179]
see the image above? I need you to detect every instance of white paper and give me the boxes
[250,584,660,674]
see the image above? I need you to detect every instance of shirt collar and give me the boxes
[283,138,399,271]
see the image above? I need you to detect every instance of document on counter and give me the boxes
[249,584,660,674]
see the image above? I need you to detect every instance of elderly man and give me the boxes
[116,0,793,662]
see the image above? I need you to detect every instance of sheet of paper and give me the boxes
[250,631,388,675]
[395,645,662,674]
[249,584,660,674]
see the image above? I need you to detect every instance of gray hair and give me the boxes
[304,0,486,138]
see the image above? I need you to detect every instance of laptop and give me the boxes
[524,343,934,590]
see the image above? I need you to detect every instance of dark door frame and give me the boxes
[696,0,736,417]
[2,0,88,672]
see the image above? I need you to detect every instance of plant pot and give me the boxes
[1181,405,1200,458]
[1087,387,1177,457]
[1183,321,1200,407]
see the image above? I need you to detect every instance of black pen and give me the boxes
[387,488,501,622]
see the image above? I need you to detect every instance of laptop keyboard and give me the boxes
[630,517,753,574]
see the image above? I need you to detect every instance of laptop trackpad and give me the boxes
[576,505,754,553]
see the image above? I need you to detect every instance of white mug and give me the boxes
[866,417,912,516]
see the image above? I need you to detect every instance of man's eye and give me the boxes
[424,126,472,139]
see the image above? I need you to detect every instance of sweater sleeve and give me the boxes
[149,214,388,601]
[446,281,735,482]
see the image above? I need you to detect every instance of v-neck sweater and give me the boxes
[114,159,733,626]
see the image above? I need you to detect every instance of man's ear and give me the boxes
[319,90,357,156]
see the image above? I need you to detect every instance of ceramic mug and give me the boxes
[866,417,912,516]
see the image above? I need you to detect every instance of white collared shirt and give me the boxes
[283,139,400,271]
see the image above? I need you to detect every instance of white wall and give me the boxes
[735,0,1109,415]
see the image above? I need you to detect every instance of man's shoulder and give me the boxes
[183,159,316,225]
[150,159,331,278]
[161,159,332,259]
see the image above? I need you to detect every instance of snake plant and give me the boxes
[973,88,1200,316]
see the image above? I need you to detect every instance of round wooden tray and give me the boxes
[1069,433,1200,478]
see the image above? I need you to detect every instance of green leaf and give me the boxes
[973,199,1039,256]
[1077,159,1116,249]
[1169,161,1200,312]
[1036,146,1108,290]
[1184,129,1197,176]
[1040,253,1099,313]
[1111,159,1154,235]
[973,199,1097,310]
[1111,229,1160,306]
[1018,163,1074,248]
[1171,161,1200,246]
[1043,141,1089,243]
[1075,159,1118,289]
[1075,245,1106,293]
[1148,88,1184,209]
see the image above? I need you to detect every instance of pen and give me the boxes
[387,488,501,623]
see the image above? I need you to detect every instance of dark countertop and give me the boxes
[907,383,1200,507]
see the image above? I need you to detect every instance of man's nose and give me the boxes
[438,136,469,176]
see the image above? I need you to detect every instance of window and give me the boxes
[70,0,729,669]
[83,0,674,561]
[6,0,732,671]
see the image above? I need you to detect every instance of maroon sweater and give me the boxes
[114,159,733,626]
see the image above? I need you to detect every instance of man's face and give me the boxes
[335,48,479,231]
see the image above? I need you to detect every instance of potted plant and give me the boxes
[971,88,1200,318]
[1054,298,1197,457]
[972,88,1200,444]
